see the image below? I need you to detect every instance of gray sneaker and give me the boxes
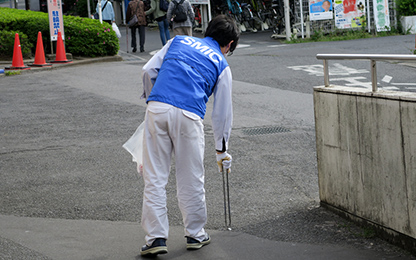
[186,235,211,250]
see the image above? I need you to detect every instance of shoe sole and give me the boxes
[186,239,211,250]
[140,246,168,256]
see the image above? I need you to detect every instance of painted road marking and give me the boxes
[287,63,413,91]
[288,63,368,77]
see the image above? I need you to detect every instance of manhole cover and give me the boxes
[242,126,291,136]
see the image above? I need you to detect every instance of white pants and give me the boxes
[141,101,208,245]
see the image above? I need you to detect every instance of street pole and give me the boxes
[87,0,91,18]
[121,0,126,24]
[284,0,291,41]
[366,0,370,32]
[98,1,103,24]
[299,0,304,38]
[11,0,17,8]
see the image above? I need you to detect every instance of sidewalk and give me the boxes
[1,214,407,260]
[1,26,415,260]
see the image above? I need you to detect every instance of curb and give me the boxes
[0,55,123,77]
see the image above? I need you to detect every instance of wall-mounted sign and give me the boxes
[309,0,334,21]
[334,0,366,29]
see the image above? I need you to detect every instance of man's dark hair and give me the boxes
[204,15,240,53]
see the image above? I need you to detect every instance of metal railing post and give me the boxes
[323,59,329,87]
[371,60,377,92]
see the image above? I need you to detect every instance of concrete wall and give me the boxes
[400,16,416,34]
[313,85,416,250]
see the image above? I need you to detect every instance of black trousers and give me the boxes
[131,25,145,51]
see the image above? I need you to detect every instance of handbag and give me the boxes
[112,22,122,38]
[128,15,138,27]
[122,122,145,176]
[128,2,140,27]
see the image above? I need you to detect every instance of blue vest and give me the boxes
[146,36,229,119]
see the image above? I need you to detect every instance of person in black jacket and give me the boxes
[166,0,194,36]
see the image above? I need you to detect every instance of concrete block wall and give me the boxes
[313,85,416,250]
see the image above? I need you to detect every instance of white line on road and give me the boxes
[391,83,416,86]
[267,45,287,48]
[236,44,251,49]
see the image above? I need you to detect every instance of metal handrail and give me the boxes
[316,54,416,92]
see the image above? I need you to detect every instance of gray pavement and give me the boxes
[1,24,415,260]
[1,214,409,260]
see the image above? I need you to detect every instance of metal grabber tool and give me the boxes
[222,168,232,231]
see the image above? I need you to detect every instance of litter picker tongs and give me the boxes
[222,168,232,231]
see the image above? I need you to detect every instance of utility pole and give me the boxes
[284,0,291,41]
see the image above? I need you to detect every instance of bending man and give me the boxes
[140,14,239,257]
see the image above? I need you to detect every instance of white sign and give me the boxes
[373,0,390,32]
[47,0,65,41]
[309,0,333,21]
[334,0,366,29]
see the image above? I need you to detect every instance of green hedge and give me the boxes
[0,30,32,59]
[0,7,119,59]
[396,0,416,17]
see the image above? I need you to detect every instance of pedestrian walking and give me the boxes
[95,0,115,25]
[146,0,171,45]
[166,0,194,36]
[139,14,240,257]
[126,0,147,52]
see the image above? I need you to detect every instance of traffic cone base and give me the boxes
[30,31,52,67]
[5,33,31,70]
[50,58,73,64]
[5,65,31,70]
[29,63,53,67]
[51,31,72,64]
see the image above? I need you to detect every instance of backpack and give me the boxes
[159,0,169,12]
[143,0,151,11]
[172,0,187,22]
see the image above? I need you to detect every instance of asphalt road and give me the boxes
[1,26,416,259]
[228,32,416,94]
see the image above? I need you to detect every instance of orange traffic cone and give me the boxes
[29,32,52,67]
[5,33,31,70]
[51,31,72,64]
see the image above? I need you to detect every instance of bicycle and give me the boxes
[240,2,260,32]
[269,0,299,38]
[250,0,272,30]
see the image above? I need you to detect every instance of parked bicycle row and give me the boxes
[192,0,298,34]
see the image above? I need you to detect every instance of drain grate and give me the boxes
[241,126,291,136]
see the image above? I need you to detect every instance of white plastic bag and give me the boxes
[122,122,144,175]
[112,23,122,38]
